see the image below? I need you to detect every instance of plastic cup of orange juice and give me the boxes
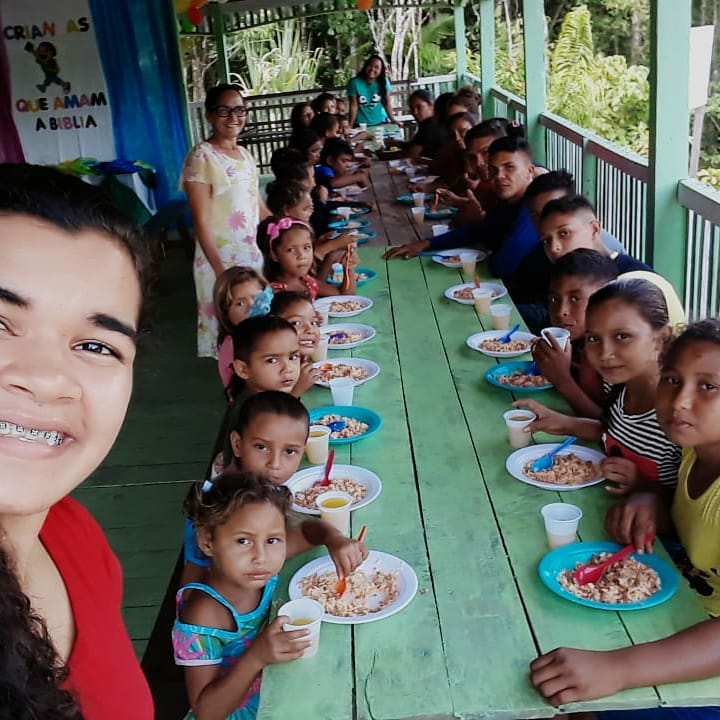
[316,490,352,535]
[305,425,331,464]
[278,598,324,658]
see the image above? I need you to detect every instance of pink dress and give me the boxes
[217,335,234,390]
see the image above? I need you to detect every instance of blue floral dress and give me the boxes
[172,578,278,719]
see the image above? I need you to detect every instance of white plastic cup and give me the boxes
[278,598,324,658]
[541,503,583,549]
[503,409,536,449]
[316,490,352,535]
[490,303,512,330]
[311,336,329,362]
[305,425,331,465]
[411,206,425,224]
[329,376,355,405]
[432,224,450,237]
[412,192,426,207]
[337,206,352,221]
[404,165,417,178]
[359,122,368,132]
[459,252,476,277]
[541,326,571,350]
[314,302,330,326]
[472,287,493,313]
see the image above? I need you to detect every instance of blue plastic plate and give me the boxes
[308,405,382,445]
[330,206,370,218]
[396,193,433,205]
[484,360,553,394]
[328,219,371,230]
[355,229,376,245]
[538,541,679,611]
[425,206,459,220]
[326,267,378,286]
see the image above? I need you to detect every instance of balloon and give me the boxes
[179,15,195,32]
[357,0,373,9]
[187,6,203,25]
[174,0,191,13]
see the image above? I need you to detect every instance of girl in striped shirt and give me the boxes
[517,277,681,495]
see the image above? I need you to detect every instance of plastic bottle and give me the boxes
[331,262,344,285]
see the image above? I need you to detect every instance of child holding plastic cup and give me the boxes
[531,249,619,418]
[174,472,368,719]
[516,278,682,496]
[530,320,720,714]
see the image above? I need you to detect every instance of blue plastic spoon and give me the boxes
[326,420,347,432]
[499,323,521,343]
[530,436,578,472]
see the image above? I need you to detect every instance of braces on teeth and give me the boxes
[0,422,64,446]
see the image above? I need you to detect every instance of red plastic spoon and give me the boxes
[573,534,655,585]
[314,449,335,488]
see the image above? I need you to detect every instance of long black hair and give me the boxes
[359,54,389,107]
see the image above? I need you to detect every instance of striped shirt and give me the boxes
[604,386,681,487]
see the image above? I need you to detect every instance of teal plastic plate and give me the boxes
[308,405,382,445]
[396,193,433,205]
[328,219,371,230]
[330,206,370,218]
[484,360,553,394]
[538,541,679,611]
[425,206,459,220]
[326,267,378,286]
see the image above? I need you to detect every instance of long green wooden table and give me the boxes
[257,163,720,719]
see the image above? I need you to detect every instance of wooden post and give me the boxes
[454,3,467,87]
[522,0,547,165]
[211,3,230,84]
[478,0,495,118]
[648,0,690,294]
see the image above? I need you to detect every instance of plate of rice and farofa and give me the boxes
[505,443,605,490]
[538,541,679,610]
[289,550,418,623]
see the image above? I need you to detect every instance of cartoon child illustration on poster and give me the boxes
[24,41,71,94]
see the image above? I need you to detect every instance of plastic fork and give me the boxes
[526,362,542,376]
[335,525,368,597]
[314,449,335,488]
[572,534,655,585]
[530,436,577,472]
[499,323,520,343]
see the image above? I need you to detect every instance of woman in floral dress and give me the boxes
[181,84,270,358]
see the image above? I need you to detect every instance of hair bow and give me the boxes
[248,285,274,318]
[267,216,294,242]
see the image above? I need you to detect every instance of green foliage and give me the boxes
[546,5,649,154]
[697,168,720,189]
[547,5,597,126]
[494,15,525,97]
[228,21,323,95]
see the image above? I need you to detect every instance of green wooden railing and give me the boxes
[679,179,720,319]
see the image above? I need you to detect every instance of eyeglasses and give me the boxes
[213,105,248,118]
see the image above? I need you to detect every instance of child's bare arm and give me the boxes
[532,340,602,419]
[287,519,368,577]
[530,619,720,706]
[330,171,369,189]
[512,399,603,441]
[184,617,309,720]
